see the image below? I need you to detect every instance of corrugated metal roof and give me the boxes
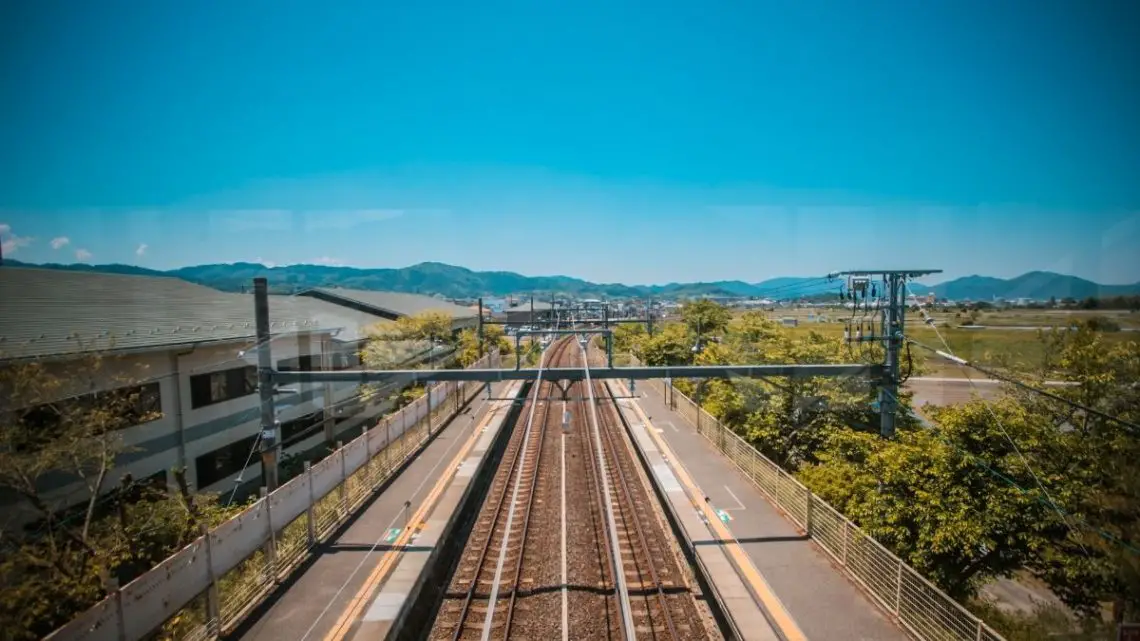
[274,295,390,343]
[0,267,388,361]
[506,301,554,312]
[301,287,477,319]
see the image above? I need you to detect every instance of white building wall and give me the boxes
[2,332,347,530]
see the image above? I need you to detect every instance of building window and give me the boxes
[194,434,258,489]
[189,366,256,409]
[331,350,360,371]
[16,382,163,447]
[277,355,321,372]
[280,410,325,447]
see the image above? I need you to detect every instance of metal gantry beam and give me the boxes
[272,364,882,385]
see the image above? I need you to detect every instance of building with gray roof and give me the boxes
[299,287,478,330]
[0,267,424,529]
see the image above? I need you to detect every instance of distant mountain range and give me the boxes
[3,259,1138,302]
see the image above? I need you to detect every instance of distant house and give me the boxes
[504,300,555,324]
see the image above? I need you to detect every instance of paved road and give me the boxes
[906,377,1002,408]
[233,383,510,641]
[636,386,908,641]
[905,376,1076,409]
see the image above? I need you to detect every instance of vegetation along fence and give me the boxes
[629,356,1005,641]
[48,351,501,641]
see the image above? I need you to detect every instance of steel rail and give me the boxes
[595,378,681,640]
[450,343,557,640]
[579,341,639,641]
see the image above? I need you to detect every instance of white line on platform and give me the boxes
[724,485,747,511]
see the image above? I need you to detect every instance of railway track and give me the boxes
[431,336,713,640]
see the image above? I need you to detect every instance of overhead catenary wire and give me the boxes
[901,287,1090,555]
[906,337,1140,436]
[877,388,1139,557]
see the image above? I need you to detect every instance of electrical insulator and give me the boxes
[843,327,850,342]
[856,326,863,340]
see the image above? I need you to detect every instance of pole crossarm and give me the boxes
[272,363,882,385]
[830,269,943,278]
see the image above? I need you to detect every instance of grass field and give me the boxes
[747,306,1140,330]
[777,322,1140,377]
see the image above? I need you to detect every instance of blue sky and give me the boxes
[1,1,1138,285]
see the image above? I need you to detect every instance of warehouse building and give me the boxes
[0,267,471,532]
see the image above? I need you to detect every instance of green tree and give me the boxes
[360,311,456,368]
[0,355,241,640]
[612,323,648,357]
[680,299,731,345]
[1010,326,1140,618]
[455,325,512,367]
[639,323,693,366]
[801,399,1066,601]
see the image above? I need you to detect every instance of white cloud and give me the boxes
[50,236,70,249]
[302,209,405,231]
[136,243,148,256]
[75,249,93,261]
[310,256,346,266]
[209,209,410,233]
[0,223,33,255]
[211,209,294,232]
[254,257,277,268]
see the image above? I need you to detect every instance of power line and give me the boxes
[901,288,1089,555]
[880,387,1139,557]
[905,338,1140,436]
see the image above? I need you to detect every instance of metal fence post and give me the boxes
[384,417,392,482]
[842,520,849,567]
[805,489,814,536]
[975,620,984,641]
[261,487,277,577]
[104,575,126,641]
[200,522,221,636]
[362,423,372,487]
[895,561,903,616]
[337,441,347,517]
[304,461,316,546]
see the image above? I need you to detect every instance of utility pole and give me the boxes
[477,297,484,358]
[253,278,280,491]
[833,269,941,438]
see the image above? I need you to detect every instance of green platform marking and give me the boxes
[384,528,402,543]
[716,509,732,523]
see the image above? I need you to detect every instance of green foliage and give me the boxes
[801,400,1063,600]
[680,299,732,342]
[639,323,693,366]
[0,357,245,641]
[612,323,647,357]
[455,325,511,367]
[1008,326,1140,617]
[675,310,1139,622]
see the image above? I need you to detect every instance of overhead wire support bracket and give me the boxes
[833,268,943,438]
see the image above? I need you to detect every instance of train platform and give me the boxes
[630,383,909,641]
[231,381,523,641]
